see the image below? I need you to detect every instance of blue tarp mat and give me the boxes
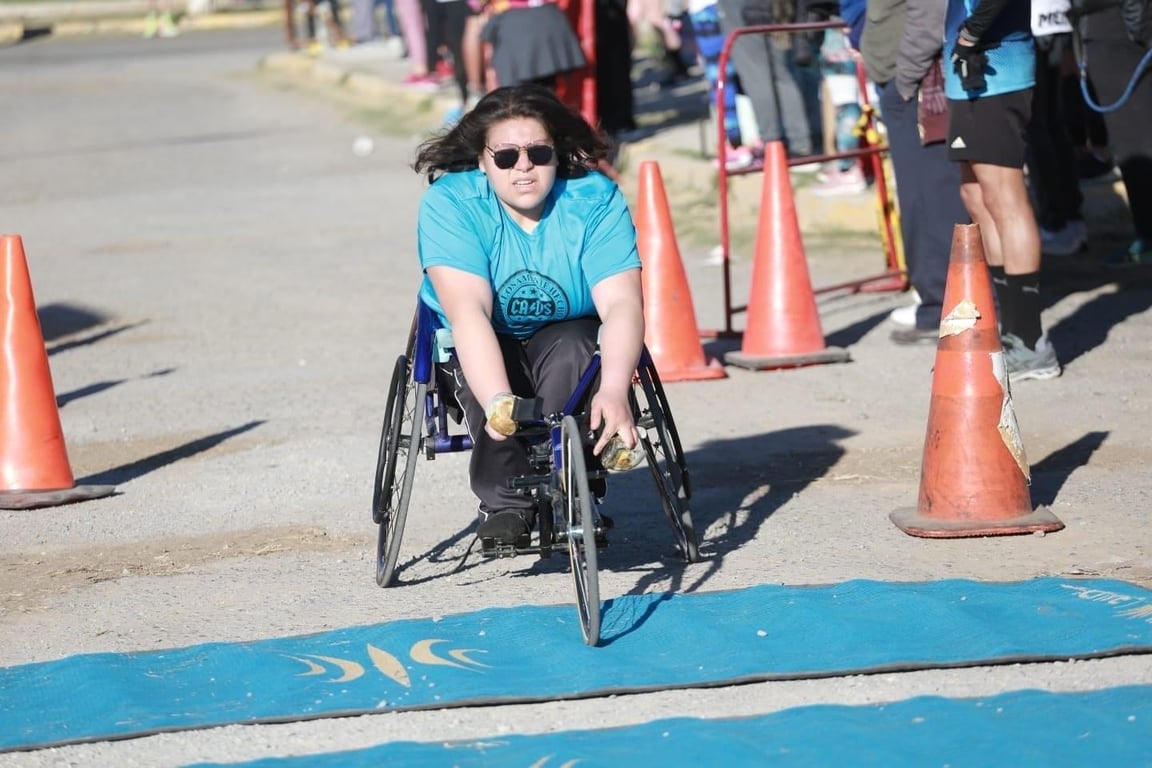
[191,685,1152,767]
[3,577,1151,752]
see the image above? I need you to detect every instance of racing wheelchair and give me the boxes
[371,299,699,645]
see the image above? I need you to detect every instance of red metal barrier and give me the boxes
[713,20,906,338]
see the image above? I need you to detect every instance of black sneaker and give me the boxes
[476,508,534,544]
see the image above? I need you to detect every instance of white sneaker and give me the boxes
[715,146,758,172]
[811,165,867,196]
[888,290,921,327]
[382,35,405,59]
[1040,220,1088,257]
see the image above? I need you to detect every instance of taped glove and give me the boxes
[484,392,542,436]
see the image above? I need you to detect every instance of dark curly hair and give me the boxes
[412,84,611,183]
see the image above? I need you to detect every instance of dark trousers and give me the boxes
[445,317,599,512]
[421,0,471,102]
[595,0,636,135]
[1028,38,1084,231]
[878,81,968,329]
[1081,6,1152,240]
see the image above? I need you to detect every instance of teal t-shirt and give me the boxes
[417,169,641,339]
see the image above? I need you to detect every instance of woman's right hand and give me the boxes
[484,391,518,441]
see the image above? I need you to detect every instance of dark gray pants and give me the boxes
[445,317,599,513]
[349,0,377,42]
[1028,37,1084,231]
[1081,6,1152,241]
[716,0,812,154]
[877,81,968,330]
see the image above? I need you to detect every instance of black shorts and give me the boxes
[946,89,1032,168]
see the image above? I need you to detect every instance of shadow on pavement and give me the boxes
[614,424,855,598]
[38,302,109,342]
[57,367,175,408]
[80,420,265,485]
[1029,431,1109,509]
[1043,265,1152,369]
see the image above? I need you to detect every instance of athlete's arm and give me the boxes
[959,0,1015,42]
[588,268,645,455]
[425,265,515,441]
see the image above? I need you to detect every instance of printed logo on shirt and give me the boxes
[497,270,570,325]
[950,136,967,149]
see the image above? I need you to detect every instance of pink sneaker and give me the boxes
[714,146,762,172]
[811,165,867,196]
[402,73,439,92]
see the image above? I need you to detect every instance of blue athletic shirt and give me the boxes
[417,168,641,339]
[944,0,1035,99]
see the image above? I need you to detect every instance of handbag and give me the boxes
[917,56,949,146]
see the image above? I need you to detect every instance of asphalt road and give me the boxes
[2,27,1152,767]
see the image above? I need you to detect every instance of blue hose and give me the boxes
[1079,45,1152,112]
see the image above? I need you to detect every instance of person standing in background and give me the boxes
[860,0,968,344]
[716,0,814,162]
[1073,0,1152,266]
[480,0,587,90]
[945,0,1060,380]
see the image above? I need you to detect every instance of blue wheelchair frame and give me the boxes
[373,299,699,645]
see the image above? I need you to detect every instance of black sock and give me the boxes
[1005,272,1043,349]
[987,265,1009,332]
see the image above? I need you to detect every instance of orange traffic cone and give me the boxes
[634,161,726,382]
[0,235,116,510]
[890,224,1063,537]
[724,141,850,370]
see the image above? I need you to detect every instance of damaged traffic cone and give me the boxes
[724,141,850,370]
[635,161,726,382]
[890,223,1063,537]
[0,234,116,510]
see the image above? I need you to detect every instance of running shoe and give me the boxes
[1040,220,1087,257]
[1001,333,1061,382]
[888,289,922,327]
[811,165,867,196]
[1105,238,1152,268]
[476,508,534,544]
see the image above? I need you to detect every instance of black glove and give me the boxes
[951,42,990,92]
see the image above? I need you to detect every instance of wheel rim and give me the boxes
[374,356,422,587]
[372,356,407,526]
[636,367,699,562]
[562,415,600,645]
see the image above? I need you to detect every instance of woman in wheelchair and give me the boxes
[412,84,645,547]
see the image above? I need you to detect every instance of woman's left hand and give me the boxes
[588,390,637,457]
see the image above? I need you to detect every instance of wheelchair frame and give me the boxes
[372,300,699,646]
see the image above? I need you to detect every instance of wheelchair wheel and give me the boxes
[634,362,700,563]
[372,355,425,587]
[560,414,601,646]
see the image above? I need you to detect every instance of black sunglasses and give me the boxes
[486,144,555,170]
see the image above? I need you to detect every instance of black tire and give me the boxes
[372,355,424,587]
[635,361,699,563]
[561,415,600,646]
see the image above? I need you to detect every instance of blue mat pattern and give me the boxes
[2,578,1151,752]
[189,685,1152,767]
